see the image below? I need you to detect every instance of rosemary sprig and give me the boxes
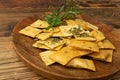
[45,0,82,30]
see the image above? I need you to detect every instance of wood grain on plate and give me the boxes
[12,14,120,80]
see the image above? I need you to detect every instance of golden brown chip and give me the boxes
[36,32,52,40]
[74,31,96,41]
[91,30,105,41]
[37,38,65,49]
[19,26,42,38]
[52,27,61,33]
[39,51,56,66]
[75,19,89,30]
[74,49,92,56]
[59,25,73,37]
[33,40,63,50]
[67,58,96,71]
[70,39,99,52]
[89,49,113,62]
[30,20,49,28]
[86,22,99,30]
[52,31,64,37]
[30,20,43,28]
[65,19,89,30]
[102,39,116,49]
[65,19,76,26]
[32,41,50,49]
[75,19,98,30]
[49,47,82,65]
[97,40,116,49]
[75,37,96,41]
[60,24,85,37]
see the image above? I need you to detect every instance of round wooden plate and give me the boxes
[12,14,120,80]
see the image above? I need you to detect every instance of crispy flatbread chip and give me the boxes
[89,50,113,62]
[52,31,64,37]
[65,19,97,30]
[33,41,63,50]
[102,39,116,49]
[59,25,73,37]
[67,58,96,71]
[43,27,60,33]
[74,31,96,41]
[75,49,92,56]
[52,27,61,33]
[33,41,50,49]
[91,30,105,41]
[65,19,89,30]
[97,40,116,49]
[30,19,49,28]
[70,39,99,52]
[86,22,99,30]
[36,32,52,40]
[75,19,98,30]
[39,51,56,66]
[19,26,42,38]
[74,19,87,29]
[30,20,43,27]
[38,38,65,49]
[65,19,76,26]
[75,37,96,41]
[49,47,82,65]
[60,25,84,37]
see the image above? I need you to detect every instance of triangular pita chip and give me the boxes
[36,32,52,40]
[89,49,113,62]
[19,26,42,38]
[67,58,96,71]
[59,25,73,37]
[33,41,50,49]
[30,19,49,28]
[97,39,116,49]
[91,29,105,41]
[39,51,56,66]
[37,38,65,49]
[70,39,99,52]
[74,31,96,41]
[49,47,82,65]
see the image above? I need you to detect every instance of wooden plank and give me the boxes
[0,8,120,37]
[0,0,119,9]
[0,37,48,80]
[0,8,120,36]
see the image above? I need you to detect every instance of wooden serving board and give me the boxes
[12,14,120,80]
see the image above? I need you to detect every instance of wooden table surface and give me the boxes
[0,0,120,80]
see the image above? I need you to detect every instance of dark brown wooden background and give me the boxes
[0,0,120,80]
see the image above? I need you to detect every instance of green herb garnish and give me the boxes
[45,0,82,30]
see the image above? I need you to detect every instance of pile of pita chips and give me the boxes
[19,19,116,71]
